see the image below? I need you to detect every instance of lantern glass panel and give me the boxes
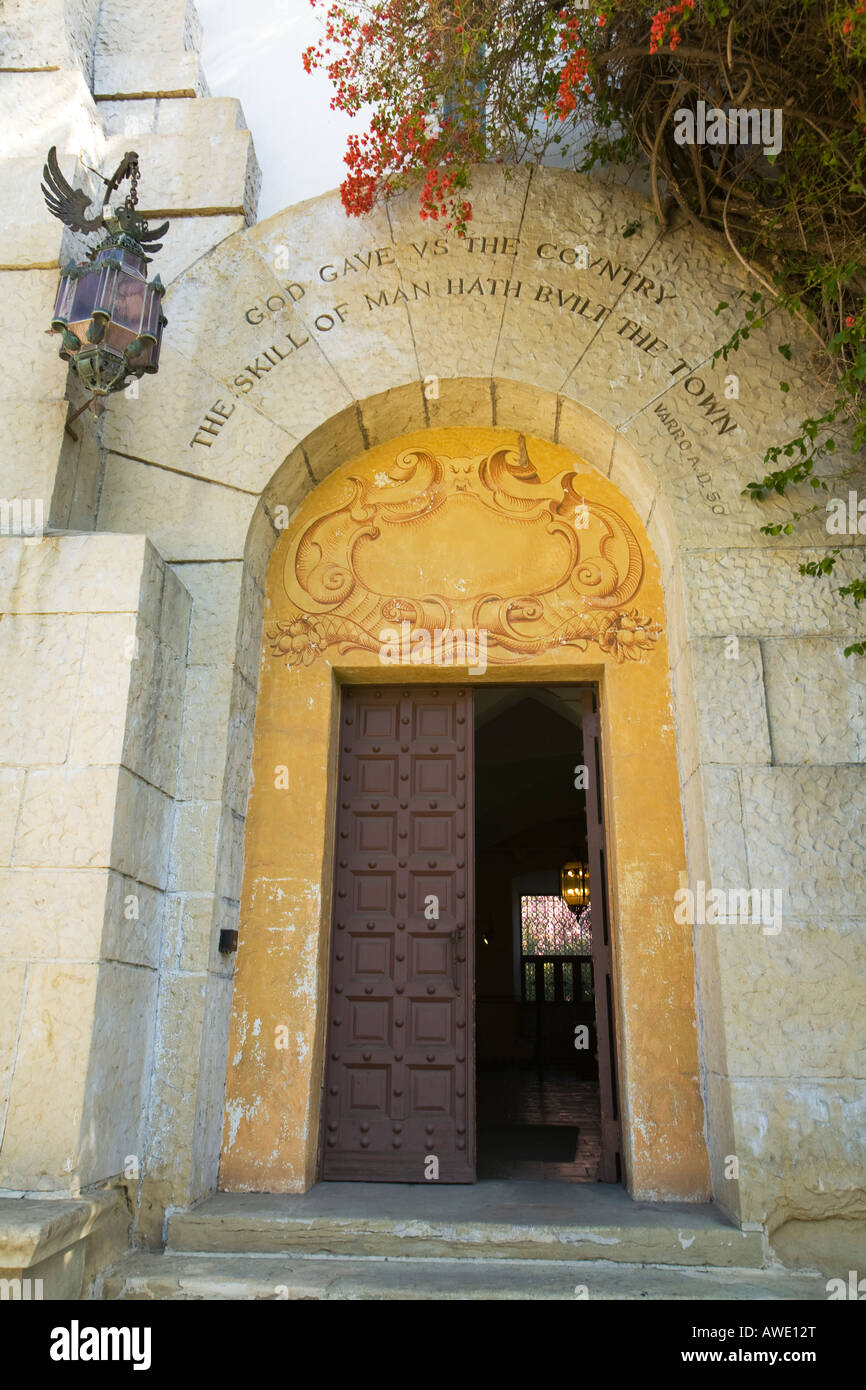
[92,264,120,318]
[53,276,75,322]
[141,286,160,339]
[114,275,146,332]
[71,271,100,322]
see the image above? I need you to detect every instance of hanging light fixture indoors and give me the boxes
[41,146,169,398]
[561,860,590,909]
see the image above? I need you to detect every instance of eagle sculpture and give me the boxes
[41,146,169,261]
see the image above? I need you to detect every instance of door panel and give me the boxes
[580,688,623,1182]
[322,685,475,1182]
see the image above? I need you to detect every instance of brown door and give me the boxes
[322,685,475,1182]
[580,688,623,1182]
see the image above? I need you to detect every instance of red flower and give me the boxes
[845,315,856,328]
[649,0,693,54]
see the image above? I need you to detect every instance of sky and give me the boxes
[196,0,360,219]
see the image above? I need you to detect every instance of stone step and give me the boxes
[100,1251,826,1301]
[166,1183,765,1268]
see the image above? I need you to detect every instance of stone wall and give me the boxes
[0,534,189,1196]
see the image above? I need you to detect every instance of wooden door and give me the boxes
[580,688,623,1182]
[322,685,475,1182]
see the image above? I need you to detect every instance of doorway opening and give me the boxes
[475,687,605,1183]
[318,682,621,1186]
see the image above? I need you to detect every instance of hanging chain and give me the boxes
[124,155,140,214]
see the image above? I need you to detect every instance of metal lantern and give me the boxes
[561,861,590,909]
[41,147,169,397]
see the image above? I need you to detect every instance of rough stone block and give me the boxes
[0,961,27,1138]
[80,960,159,1186]
[425,377,495,430]
[0,71,100,158]
[0,0,73,71]
[123,620,187,795]
[103,870,165,969]
[0,613,87,765]
[15,765,121,869]
[224,670,256,818]
[100,343,293,493]
[112,768,175,889]
[0,535,149,615]
[690,638,771,764]
[0,399,67,501]
[167,799,221,893]
[92,53,205,101]
[727,1077,866,1226]
[699,766,751,893]
[0,158,66,269]
[771,1216,866,1276]
[0,270,70,401]
[162,892,216,974]
[97,454,255,561]
[176,664,233,802]
[740,767,866,920]
[213,807,246,907]
[609,432,656,527]
[716,918,866,1079]
[104,130,255,217]
[0,770,24,866]
[683,548,866,640]
[173,560,243,668]
[152,214,246,286]
[0,962,97,1189]
[762,636,866,765]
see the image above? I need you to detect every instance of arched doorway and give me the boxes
[219,424,710,1202]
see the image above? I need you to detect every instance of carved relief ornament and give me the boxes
[267,447,662,668]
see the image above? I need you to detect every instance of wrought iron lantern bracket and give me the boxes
[41,147,170,398]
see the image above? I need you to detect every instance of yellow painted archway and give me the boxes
[220,425,711,1202]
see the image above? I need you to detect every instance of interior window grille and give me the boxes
[520,896,591,955]
[520,896,593,1001]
